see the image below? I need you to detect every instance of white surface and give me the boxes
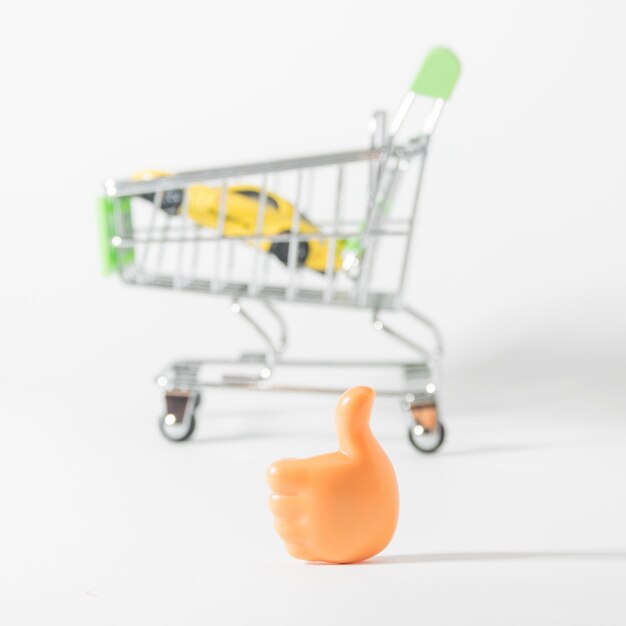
[1,0,626,623]
[2,382,625,624]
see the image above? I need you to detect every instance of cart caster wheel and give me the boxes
[160,412,196,442]
[407,403,445,453]
[408,421,445,453]
[159,390,200,442]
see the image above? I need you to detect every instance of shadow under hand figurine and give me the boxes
[266,386,399,563]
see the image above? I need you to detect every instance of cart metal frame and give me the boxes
[99,48,461,452]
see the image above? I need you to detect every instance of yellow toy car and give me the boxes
[133,171,344,273]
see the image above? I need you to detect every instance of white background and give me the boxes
[1,0,625,623]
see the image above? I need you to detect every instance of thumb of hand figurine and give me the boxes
[266,386,399,563]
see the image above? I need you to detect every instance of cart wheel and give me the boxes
[407,403,445,453]
[159,412,196,442]
[159,391,201,443]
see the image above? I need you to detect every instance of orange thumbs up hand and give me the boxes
[266,387,399,564]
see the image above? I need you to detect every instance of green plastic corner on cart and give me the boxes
[97,196,134,275]
[411,47,461,100]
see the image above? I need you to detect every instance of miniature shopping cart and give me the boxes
[98,47,461,453]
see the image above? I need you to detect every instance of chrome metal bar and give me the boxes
[395,147,429,303]
[230,299,286,369]
[392,99,444,301]
[161,357,430,370]
[357,158,402,305]
[369,110,386,205]
[106,148,380,197]
[111,227,409,248]
[136,198,157,279]
[174,187,190,288]
[155,194,170,272]
[158,354,433,397]
[372,309,433,362]
[371,305,443,401]
[304,168,315,216]
[423,98,445,136]
[286,170,303,301]
[211,179,228,292]
[190,222,202,282]
[121,270,399,309]
[314,217,410,227]
[230,300,276,374]
[226,240,236,284]
[261,251,270,291]
[388,92,416,141]
[130,217,413,232]
[323,165,343,303]
[261,300,288,353]
[164,379,430,396]
[403,304,444,358]
[248,174,269,297]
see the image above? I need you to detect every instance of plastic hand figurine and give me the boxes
[266,386,399,563]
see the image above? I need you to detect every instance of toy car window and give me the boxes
[235,189,278,209]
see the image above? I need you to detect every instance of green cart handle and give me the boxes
[344,47,461,265]
[410,47,461,100]
[388,46,461,140]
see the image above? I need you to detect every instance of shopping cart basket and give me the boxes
[98,47,461,453]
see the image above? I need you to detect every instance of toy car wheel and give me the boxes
[269,231,309,267]
[407,403,445,453]
[158,390,200,442]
